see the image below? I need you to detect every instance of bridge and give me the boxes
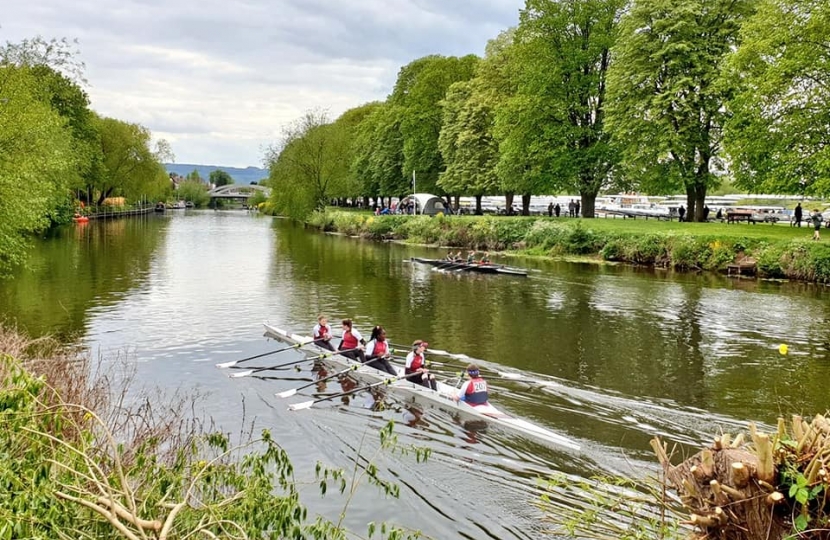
[208,184,271,199]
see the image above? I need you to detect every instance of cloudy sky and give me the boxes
[4,0,523,167]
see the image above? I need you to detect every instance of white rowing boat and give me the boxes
[262,323,580,451]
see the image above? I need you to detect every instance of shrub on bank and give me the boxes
[306,211,830,282]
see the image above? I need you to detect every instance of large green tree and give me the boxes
[92,115,170,205]
[265,110,350,218]
[351,103,406,203]
[607,0,753,221]
[0,65,75,273]
[390,55,479,196]
[439,32,515,214]
[725,0,830,196]
[329,102,382,202]
[499,0,624,217]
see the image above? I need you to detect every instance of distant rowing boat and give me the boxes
[261,324,579,450]
[410,257,528,277]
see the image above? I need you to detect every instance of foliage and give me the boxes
[0,328,431,540]
[725,0,830,197]
[209,169,232,187]
[538,473,684,539]
[265,110,352,219]
[0,65,76,274]
[390,55,479,196]
[176,179,210,207]
[92,115,170,205]
[501,0,624,217]
[606,0,753,221]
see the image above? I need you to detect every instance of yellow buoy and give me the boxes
[778,344,789,356]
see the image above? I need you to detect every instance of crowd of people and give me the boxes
[312,315,487,405]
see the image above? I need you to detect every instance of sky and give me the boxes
[4,0,524,168]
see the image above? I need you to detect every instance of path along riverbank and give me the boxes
[306,210,830,284]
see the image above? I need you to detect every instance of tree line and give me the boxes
[265,0,828,222]
[0,37,174,274]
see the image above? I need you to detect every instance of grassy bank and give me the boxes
[307,211,830,283]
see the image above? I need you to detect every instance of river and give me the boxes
[1,210,828,539]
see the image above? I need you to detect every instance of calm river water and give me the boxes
[1,211,829,539]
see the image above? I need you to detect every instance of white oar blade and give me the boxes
[288,401,314,411]
[276,388,297,399]
[450,353,470,359]
[229,370,254,378]
[215,361,237,369]
[498,372,523,380]
[428,348,450,356]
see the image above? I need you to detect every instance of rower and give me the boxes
[405,340,437,390]
[479,252,490,265]
[338,319,366,362]
[466,250,476,263]
[454,250,463,262]
[453,364,489,406]
[364,326,397,376]
[313,314,335,351]
[446,250,455,261]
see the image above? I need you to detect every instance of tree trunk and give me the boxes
[475,195,482,215]
[694,183,707,222]
[453,195,460,214]
[521,194,531,216]
[505,192,515,216]
[362,196,370,209]
[580,193,597,219]
[685,185,696,222]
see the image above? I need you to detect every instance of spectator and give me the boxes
[568,200,575,218]
[678,205,686,222]
[574,200,581,217]
[703,205,710,221]
[548,202,553,217]
[554,203,561,217]
[811,209,823,241]
[794,203,803,227]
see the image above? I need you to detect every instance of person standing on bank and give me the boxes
[810,209,823,241]
[339,319,366,362]
[364,326,398,376]
[678,205,686,222]
[405,340,437,390]
[313,315,335,351]
[453,364,489,406]
[794,203,803,227]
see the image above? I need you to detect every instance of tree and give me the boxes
[606,0,753,221]
[186,169,203,182]
[92,115,169,205]
[437,80,501,214]
[499,0,624,218]
[209,169,233,187]
[0,65,75,273]
[725,0,830,196]
[390,55,479,196]
[351,103,406,204]
[265,110,349,219]
[328,102,382,202]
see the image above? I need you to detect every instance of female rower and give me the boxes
[466,250,476,263]
[338,319,366,361]
[478,252,490,265]
[364,326,398,376]
[453,364,489,406]
[405,340,437,390]
[313,314,335,351]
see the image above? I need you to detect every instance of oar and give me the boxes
[229,348,360,378]
[276,364,359,398]
[289,372,410,411]
[216,341,311,369]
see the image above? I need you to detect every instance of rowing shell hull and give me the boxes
[263,324,579,450]
[410,257,528,277]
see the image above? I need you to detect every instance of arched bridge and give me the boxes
[208,184,271,199]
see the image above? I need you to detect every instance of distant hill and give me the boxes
[165,163,269,185]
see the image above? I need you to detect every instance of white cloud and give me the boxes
[2,0,522,166]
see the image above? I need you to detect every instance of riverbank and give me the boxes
[307,211,830,283]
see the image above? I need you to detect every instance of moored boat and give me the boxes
[261,324,579,450]
[410,257,528,277]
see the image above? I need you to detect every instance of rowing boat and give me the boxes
[410,257,528,277]
[262,323,579,450]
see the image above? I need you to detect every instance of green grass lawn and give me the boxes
[569,216,816,240]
